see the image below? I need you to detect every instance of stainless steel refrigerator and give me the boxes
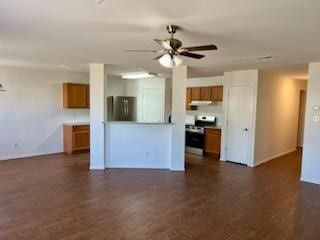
[107,96,137,121]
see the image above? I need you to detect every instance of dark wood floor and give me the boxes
[0,151,319,240]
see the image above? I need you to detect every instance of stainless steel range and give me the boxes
[185,116,216,156]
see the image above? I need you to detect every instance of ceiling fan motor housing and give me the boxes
[168,38,182,52]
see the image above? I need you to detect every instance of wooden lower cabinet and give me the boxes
[204,128,221,158]
[64,124,90,154]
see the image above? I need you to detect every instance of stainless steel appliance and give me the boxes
[185,116,216,156]
[107,96,137,121]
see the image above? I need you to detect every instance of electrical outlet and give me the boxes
[14,143,19,148]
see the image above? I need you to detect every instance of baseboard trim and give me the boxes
[89,166,106,170]
[301,177,320,185]
[0,151,63,161]
[254,148,297,167]
[170,168,185,171]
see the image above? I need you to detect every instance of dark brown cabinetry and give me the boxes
[63,83,90,108]
[204,128,221,158]
[63,124,90,154]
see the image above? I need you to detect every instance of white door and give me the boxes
[226,85,252,164]
[142,88,163,122]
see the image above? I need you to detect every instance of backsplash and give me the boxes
[186,102,224,126]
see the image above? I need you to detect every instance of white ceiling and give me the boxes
[0,0,319,77]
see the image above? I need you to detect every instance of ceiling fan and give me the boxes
[125,25,218,68]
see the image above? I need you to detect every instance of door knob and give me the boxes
[242,128,249,132]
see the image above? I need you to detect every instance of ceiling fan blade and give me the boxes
[125,50,159,52]
[154,39,172,50]
[153,54,165,60]
[180,52,205,59]
[181,44,218,52]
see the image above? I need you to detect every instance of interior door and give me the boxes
[142,88,163,122]
[226,85,252,164]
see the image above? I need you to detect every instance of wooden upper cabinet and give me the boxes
[186,88,192,110]
[63,83,90,108]
[211,86,223,102]
[200,87,212,101]
[191,87,201,100]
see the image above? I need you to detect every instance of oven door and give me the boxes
[185,130,204,149]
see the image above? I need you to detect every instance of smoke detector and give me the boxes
[257,56,276,61]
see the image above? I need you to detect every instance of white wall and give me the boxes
[186,76,225,126]
[106,123,172,169]
[301,62,320,185]
[106,76,124,97]
[254,71,307,166]
[89,64,107,170]
[171,65,187,171]
[0,67,89,160]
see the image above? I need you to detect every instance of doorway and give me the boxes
[226,85,253,165]
[297,90,307,147]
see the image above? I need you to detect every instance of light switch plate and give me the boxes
[313,116,320,122]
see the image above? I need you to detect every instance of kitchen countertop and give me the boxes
[204,126,222,130]
[104,121,174,125]
[63,122,90,126]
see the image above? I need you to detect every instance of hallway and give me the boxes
[0,150,319,239]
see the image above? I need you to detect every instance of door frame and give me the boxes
[222,82,258,167]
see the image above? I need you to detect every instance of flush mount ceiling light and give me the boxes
[122,72,157,79]
[0,83,6,91]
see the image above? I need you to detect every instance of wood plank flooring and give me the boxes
[0,150,319,239]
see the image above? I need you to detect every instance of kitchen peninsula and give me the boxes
[89,64,187,172]
[104,122,174,169]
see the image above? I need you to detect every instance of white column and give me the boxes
[89,64,107,170]
[301,62,320,185]
[171,65,187,171]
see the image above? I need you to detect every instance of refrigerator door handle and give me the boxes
[125,100,128,119]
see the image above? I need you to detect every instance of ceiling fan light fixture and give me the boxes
[159,54,183,68]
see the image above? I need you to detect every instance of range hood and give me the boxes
[0,83,6,92]
[189,101,212,106]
